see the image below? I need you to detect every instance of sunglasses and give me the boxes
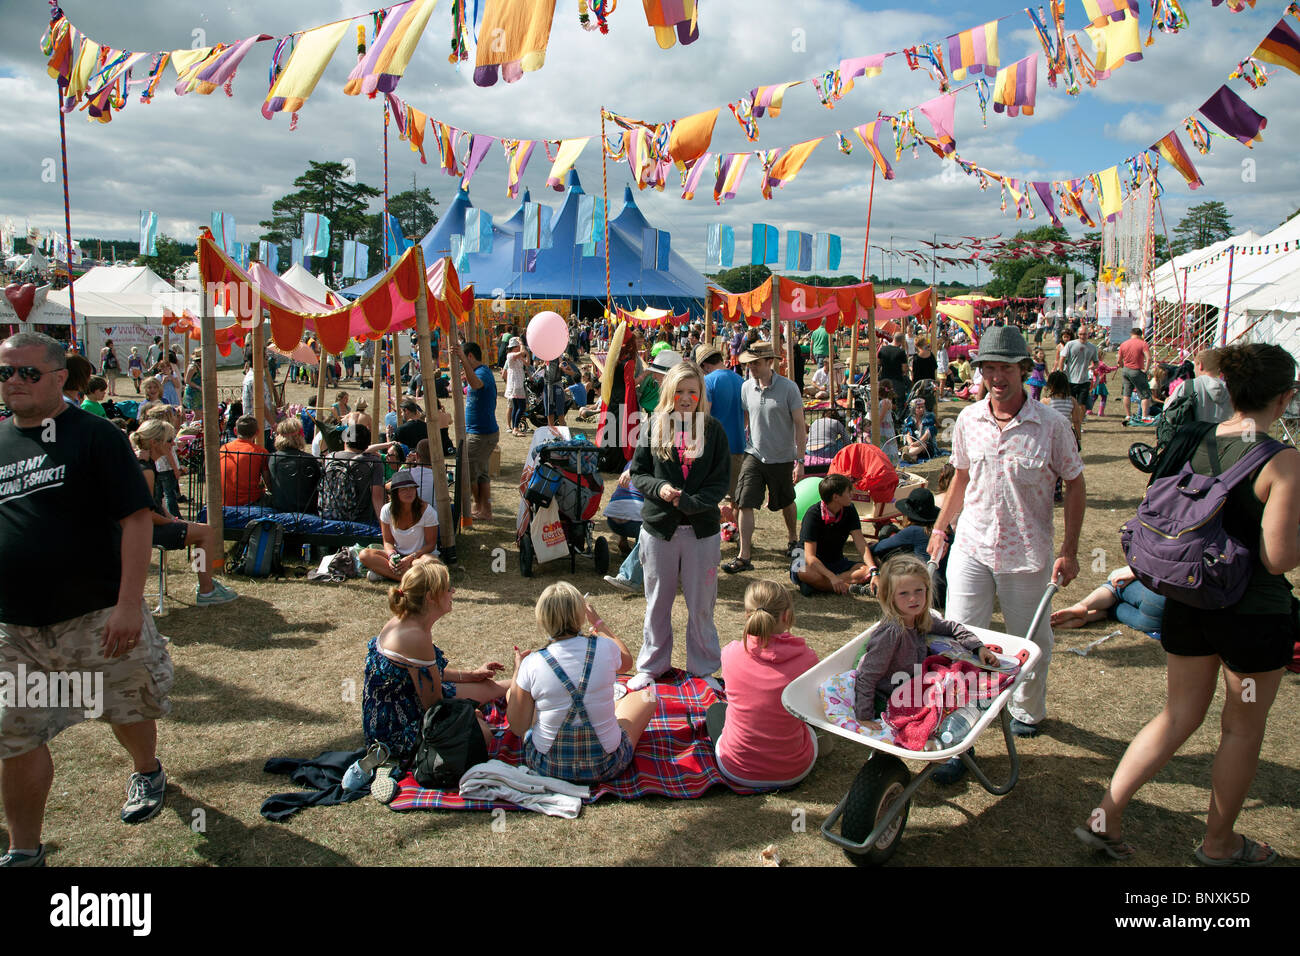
[0,365,64,383]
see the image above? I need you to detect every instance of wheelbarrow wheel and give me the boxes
[593,535,610,575]
[841,754,911,867]
[519,535,535,578]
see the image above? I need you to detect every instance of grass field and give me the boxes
[10,346,1299,867]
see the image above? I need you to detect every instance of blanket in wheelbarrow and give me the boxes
[387,672,763,812]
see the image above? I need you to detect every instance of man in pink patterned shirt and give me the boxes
[929,325,1085,747]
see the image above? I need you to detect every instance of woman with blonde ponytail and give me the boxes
[705,580,820,788]
[362,557,508,770]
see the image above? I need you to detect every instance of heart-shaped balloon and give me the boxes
[4,283,36,322]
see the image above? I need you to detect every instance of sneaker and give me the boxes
[122,763,167,824]
[603,574,636,593]
[849,582,871,597]
[625,672,656,692]
[367,570,383,583]
[798,578,815,598]
[196,581,237,606]
[0,845,46,867]
[1010,718,1041,738]
[931,752,970,785]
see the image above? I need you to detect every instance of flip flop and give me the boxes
[1073,825,1136,861]
[1194,836,1277,867]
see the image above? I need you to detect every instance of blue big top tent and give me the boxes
[343,171,707,316]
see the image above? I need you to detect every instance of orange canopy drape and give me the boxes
[707,276,773,324]
[195,230,472,354]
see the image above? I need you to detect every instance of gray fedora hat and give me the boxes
[973,325,1030,365]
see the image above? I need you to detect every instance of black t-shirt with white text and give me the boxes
[0,405,155,626]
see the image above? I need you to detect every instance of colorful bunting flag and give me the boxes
[1085,7,1144,80]
[759,138,823,199]
[546,138,589,189]
[474,0,559,87]
[384,212,411,258]
[464,208,494,254]
[460,135,496,190]
[449,234,470,275]
[1151,130,1203,190]
[262,20,350,122]
[1081,0,1138,28]
[854,121,896,180]
[992,53,1038,117]
[714,153,751,204]
[919,93,957,153]
[344,0,438,97]
[302,213,331,256]
[139,210,157,256]
[668,109,719,170]
[707,224,735,268]
[291,237,306,268]
[258,240,280,273]
[512,232,539,272]
[210,212,236,253]
[642,229,671,270]
[503,139,537,198]
[682,153,713,200]
[946,21,1000,80]
[1254,16,1300,76]
[1198,84,1267,146]
[785,231,812,271]
[751,224,779,265]
[576,196,605,245]
[523,202,554,250]
[174,34,269,96]
[813,232,841,271]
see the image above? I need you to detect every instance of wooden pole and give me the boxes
[448,294,469,530]
[199,266,223,571]
[412,247,455,555]
[370,334,382,434]
[849,315,860,387]
[393,328,404,414]
[316,347,329,414]
[769,280,780,373]
[867,307,880,445]
[252,319,266,448]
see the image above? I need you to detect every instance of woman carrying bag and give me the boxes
[628,360,732,691]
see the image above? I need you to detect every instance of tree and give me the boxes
[711,263,771,293]
[985,225,1076,297]
[1013,261,1082,298]
[362,186,440,274]
[1170,201,1233,257]
[259,160,382,283]
[137,235,194,284]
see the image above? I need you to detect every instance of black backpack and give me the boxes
[234,518,285,578]
[411,698,488,790]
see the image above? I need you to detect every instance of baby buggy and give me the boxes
[515,428,610,577]
[523,368,576,428]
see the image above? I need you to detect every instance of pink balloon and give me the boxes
[526,310,568,361]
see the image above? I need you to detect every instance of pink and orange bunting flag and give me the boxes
[854,121,896,180]
[1151,130,1203,190]
[759,139,823,199]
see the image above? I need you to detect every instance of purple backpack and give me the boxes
[1120,436,1284,609]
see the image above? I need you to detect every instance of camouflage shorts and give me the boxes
[0,602,173,760]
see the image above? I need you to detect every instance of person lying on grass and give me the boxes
[791,473,873,597]
[507,582,657,784]
[358,470,438,583]
[362,557,508,767]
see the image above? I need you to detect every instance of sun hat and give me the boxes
[693,342,723,366]
[738,340,777,363]
[508,336,521,348]
[895,487,941,524]
[972,326,1030,366]
[649,350,683,373]
[390,469,417,489]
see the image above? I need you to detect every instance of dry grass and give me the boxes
[10,355,1299,867]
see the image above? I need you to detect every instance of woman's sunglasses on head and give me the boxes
[0,364,65,383]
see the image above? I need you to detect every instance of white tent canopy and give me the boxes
[280,263,344,308]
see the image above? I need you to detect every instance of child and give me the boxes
[876,382,897,464]
[1088,358,1117,417]
[128,347,144,394]
[852,554,997,732]
[718,494,737,543]
[1027,348,1048,401]
[707,580,821,788]
[791,473,873,597]
[1042,371,1081,502]
[80,376,108,417]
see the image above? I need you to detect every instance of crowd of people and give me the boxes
[1,306,1296,869]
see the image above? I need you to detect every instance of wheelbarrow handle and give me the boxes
[1024,579,1061,642]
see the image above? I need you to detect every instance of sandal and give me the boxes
[1194,836,1277,867]
[1073,825,1136,860]
[722,556,754,574]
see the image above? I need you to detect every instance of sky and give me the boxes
[0,0,1297,285]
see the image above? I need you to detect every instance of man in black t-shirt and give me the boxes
[790,474,873,597]
[877,331,910,407]
[0,332,174,867]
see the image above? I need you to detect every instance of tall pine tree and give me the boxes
[258,161,381,283]
[1170,201,1233,257]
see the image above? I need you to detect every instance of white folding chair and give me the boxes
[147,546,168,616]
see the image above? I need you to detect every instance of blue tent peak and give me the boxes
[567,169,582,190]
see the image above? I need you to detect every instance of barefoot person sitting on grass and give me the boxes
[1050,565,1166,637]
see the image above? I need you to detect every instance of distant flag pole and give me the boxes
[1220,244,1235,347]
[379,87,390,427]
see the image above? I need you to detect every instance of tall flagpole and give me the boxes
[861,163,881,445]
[55,74,77,350]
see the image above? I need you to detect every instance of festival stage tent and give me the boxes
[343,171,708,316]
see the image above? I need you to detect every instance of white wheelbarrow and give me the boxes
[781,581,1056,866]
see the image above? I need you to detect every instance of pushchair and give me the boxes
[523,369,576,428]
[515,427,611,577]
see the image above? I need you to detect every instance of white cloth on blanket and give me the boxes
[458,759,590,818]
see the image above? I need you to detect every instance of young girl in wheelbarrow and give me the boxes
[853,554,1000,784]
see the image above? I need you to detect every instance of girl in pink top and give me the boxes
[708,580,820,788]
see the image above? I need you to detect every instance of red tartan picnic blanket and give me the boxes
[387,671,763,812]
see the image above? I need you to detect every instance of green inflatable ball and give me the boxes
[794,475,824,524]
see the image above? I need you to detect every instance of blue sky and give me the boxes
[0,0,1296,282]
